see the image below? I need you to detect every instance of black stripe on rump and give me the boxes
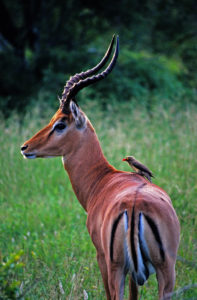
[131,207,138,272]
[144,215,165,261]
[110,211,125,262]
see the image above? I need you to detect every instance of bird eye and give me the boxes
[54,123,66,131]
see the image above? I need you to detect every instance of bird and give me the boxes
[122,156,154,182]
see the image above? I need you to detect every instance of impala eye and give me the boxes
[54,123,66,131]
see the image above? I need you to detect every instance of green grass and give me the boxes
[0,100,197,299]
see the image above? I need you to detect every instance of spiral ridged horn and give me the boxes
[60,35,119,113]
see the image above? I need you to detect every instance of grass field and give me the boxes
[0,100,197,299]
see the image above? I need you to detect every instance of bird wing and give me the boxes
[132,160,153,176]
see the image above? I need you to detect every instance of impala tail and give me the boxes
[110,208,156,286]
[126,209,157,286]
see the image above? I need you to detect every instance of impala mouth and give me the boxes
[22,152,37,159]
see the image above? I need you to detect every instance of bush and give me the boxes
[88,49,186,102]
[0,44,193,115]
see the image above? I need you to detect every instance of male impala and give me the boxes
[21,36,180,300]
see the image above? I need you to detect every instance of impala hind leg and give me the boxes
[156,263,176,300]
[107,265,126,300]
[129,278,138,300]
[97,253,111,300]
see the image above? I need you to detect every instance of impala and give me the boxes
[21,36,180,300]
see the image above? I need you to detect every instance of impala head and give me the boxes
[21,35,119,160]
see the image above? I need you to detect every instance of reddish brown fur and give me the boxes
[21,106,180,300]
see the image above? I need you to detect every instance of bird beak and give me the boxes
[122,158,126,161]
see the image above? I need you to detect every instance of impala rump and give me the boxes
[109,208,156,286]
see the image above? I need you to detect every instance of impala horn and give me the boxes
[60,35,119,113]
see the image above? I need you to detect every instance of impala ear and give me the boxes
[70,101,86,129]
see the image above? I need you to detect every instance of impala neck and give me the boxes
[62,122,115,211]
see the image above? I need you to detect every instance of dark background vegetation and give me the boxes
[0,0,197,115]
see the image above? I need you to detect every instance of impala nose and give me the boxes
[21,145,28,151]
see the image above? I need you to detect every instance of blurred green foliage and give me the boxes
[0,0,197,115]
[0,250,26,299]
